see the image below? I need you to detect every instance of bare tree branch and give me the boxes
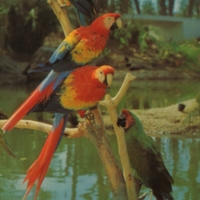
[47,0,73,36]
[84,115,129,200]
[100,73,137,200]
[111,73,136,106]
[0,119,87,138]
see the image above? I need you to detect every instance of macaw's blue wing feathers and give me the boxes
[2,70,71,132]
[39,70,58,91]
[70,0,97,26]
[28,62,52,73]
[28,39,77,73]
[76,11,87,26]
[53,113,69,148]
[70,0,97,18]
[53,70,72,90]
[49,40,74,64]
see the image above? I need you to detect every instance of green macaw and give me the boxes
[117,109,174,200]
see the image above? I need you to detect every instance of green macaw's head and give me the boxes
[117,109,144,134]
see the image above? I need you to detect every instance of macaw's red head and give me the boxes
[117,109,135,130]
[91,13,122,37]
[93,65,115,88]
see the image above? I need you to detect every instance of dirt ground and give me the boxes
[103,99,200,136]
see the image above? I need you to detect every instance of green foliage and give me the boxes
[113,21,155,52]
[1,0,59,54]
[142,0,156,14]
[113,21,136,49]
[113,17,200,73]
[138,27,153,52]
[157,39,200,72]
[179,0,188,17]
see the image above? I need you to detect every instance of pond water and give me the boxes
[110,78,200,110]
[0,80,200,200]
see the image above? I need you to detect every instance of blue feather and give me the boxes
[53,113,70,149]
[49,42,72,64]
[76,11,86,26]
[53,70,73,90]
[39,70,58,91]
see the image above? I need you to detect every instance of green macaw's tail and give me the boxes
[0,132,26,160]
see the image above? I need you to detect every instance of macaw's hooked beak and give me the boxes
[110,17,122,30]
[104,73,113,87]
[117,113,126,128]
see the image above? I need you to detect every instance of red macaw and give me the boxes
[18,65,114,200]
[2,13,121,132]
[30,12,122,73]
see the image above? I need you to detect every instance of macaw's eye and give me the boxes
[131,117,134,122]
[130,117,135,126]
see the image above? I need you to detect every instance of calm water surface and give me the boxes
[0,80,200,200]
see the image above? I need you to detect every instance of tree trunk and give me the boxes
[188,0,194,17]
[168,0,174,16]
[158,0,167,15]
[134,0,141,14]
[86,120,129,200]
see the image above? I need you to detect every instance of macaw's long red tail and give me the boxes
[23,113,68,200]
[2,71,58,132]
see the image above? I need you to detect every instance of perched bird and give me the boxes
[117,109,174,200]
[29,12,122,73]
[2,13,121,132]
[58,0,97,26]
[16,65,114,200]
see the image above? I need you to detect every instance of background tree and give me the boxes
[134,0,141,14]
[188,0,194,17]
[142,0,156,14]
[168,0,175,16]
[158,0,167,15]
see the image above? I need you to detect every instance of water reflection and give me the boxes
[0,130,199,200]
[110,79,200,109]
[153,137,200,200]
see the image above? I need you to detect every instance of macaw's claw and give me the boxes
[85,112,95,122]
[0,132,26,160]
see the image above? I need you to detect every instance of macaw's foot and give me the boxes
[85,112,95,122]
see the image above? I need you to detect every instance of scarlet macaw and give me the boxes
[117,109,174,200]
[2,13,121,132]
[17,65,114,199]
[30,12,122,73]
